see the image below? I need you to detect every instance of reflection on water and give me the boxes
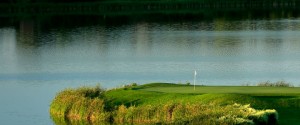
[1,17,300,125]
[2,19,300,84]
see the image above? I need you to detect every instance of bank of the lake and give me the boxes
[50,83,300,125]
[1,0,300,18]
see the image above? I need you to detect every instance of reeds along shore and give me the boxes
[0,0,300,16]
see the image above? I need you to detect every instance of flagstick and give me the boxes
[194,70,197,90]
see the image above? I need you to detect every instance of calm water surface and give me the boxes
[1,18,300,124]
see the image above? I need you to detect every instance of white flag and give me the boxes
[194,70,197,76]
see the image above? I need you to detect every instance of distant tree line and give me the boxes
[0,0,299,16]
[0,0,101,3]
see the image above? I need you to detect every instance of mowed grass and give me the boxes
[137,83,300,125]
[141,84,300,94]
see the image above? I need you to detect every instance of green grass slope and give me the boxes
[137,83,300,125]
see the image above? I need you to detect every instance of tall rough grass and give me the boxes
[113,103,278,125]
[49,85,111,122]
[50,85,279,124]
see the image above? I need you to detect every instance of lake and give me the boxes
[1,15,300,124]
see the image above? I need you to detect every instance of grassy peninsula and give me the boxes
[50,83,300,125]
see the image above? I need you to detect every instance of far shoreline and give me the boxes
[0,0,300,17]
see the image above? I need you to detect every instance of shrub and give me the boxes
[257,81,293,87]
[122,83,139,90]
[186,82,191,85]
